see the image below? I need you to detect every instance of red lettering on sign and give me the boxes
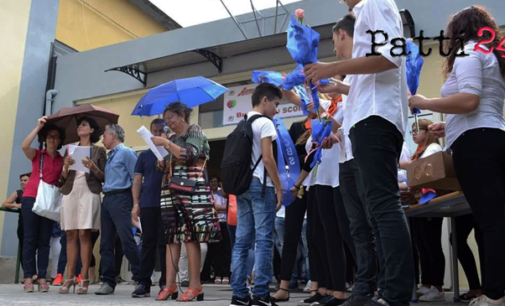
[237,87,255,97]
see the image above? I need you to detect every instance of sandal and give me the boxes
[271,288,290,303]
[156,285,178,301]
[23,283,34,293]
[58,278,76,294]
[177,286,204,302]
[77,279,90,295]
[37,280,50,293]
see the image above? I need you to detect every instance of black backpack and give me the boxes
[221,114,268,196]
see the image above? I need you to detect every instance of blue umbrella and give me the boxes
[132,76,228,116]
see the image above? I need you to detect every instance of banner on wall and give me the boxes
[223,84,304,125]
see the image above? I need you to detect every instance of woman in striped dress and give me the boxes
[151,102,220,302]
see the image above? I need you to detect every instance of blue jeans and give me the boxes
[228,224,255,278]
[231,179,276,298]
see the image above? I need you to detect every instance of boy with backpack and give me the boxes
[222,83,283,306]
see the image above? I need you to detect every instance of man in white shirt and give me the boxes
[230,83,283,306]
[323,13,382,306]
[308,1,414,306]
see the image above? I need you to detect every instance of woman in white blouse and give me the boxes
[409,6,505,306]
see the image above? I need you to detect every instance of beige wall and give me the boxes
[55,0,166,51]
[0,0,33,255]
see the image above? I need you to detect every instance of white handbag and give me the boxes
[32,153,62,222]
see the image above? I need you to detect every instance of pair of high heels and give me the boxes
[155,285,204,302]
[58,278,90,294]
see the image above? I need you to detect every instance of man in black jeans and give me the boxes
[306,0,414,305]
[131,119,167,298]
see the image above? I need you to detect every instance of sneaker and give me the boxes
[231,295,252,306]
[469,295,505,306]
[419,288,445,302]
[95,282,115,295]
[416,286,431,296]
[313,295,333,305]
[299,293,324,305]
[52,274,63,286]
[131,284,150,298]
[460,293,479,303]
[252,295,272,306]
[341,295,373,306]
[304,281,313,293]
[320,297,347,306]
[366,298,390,306]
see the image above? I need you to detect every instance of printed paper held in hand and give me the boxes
[137,126,169,161]
[67,145,92,173]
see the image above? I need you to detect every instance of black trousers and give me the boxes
[210,221,232,278]
[339,159,378,296]
[408,219,420,286]
[412,218,445,287]
[280,192,307,281]
[451,214,484,291]
[138,207,167,288]
[307,189,326,288]
[100,192,141,288]
[452,128,505,300]
[313,185,348,292]
[350,116,414,306]
[21,197,54,279]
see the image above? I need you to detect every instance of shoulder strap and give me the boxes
[39,152,44,179]
[247,114,268,124]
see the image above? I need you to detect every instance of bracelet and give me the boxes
[133,204,139,207]
[167,140,172,150]
[294,185,300,190]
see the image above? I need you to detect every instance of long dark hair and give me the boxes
[443,6,505,79]
[411,119,440,161]
[77,116,101,144]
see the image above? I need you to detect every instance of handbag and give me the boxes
[167,157,207,195]
[32,153,62,221]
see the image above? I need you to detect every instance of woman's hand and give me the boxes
[428,122,446,138]
[151,136,169,148]
[408,94,430,112]
[64,156,75,171]
[83,157,98,172]
[36,116,48,130]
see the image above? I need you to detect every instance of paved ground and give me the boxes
[0,283,465,306]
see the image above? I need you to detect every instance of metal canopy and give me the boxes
[105,22,335,86]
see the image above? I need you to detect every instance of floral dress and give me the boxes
[160,124,221,244]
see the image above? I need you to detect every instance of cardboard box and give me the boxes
[406,151,461,191]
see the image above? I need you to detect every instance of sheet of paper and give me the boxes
[136,126,169,161]
[67,145,92,173]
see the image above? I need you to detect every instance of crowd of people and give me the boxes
[2,1,505,306]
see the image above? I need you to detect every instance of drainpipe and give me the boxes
[45,89,58,116]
